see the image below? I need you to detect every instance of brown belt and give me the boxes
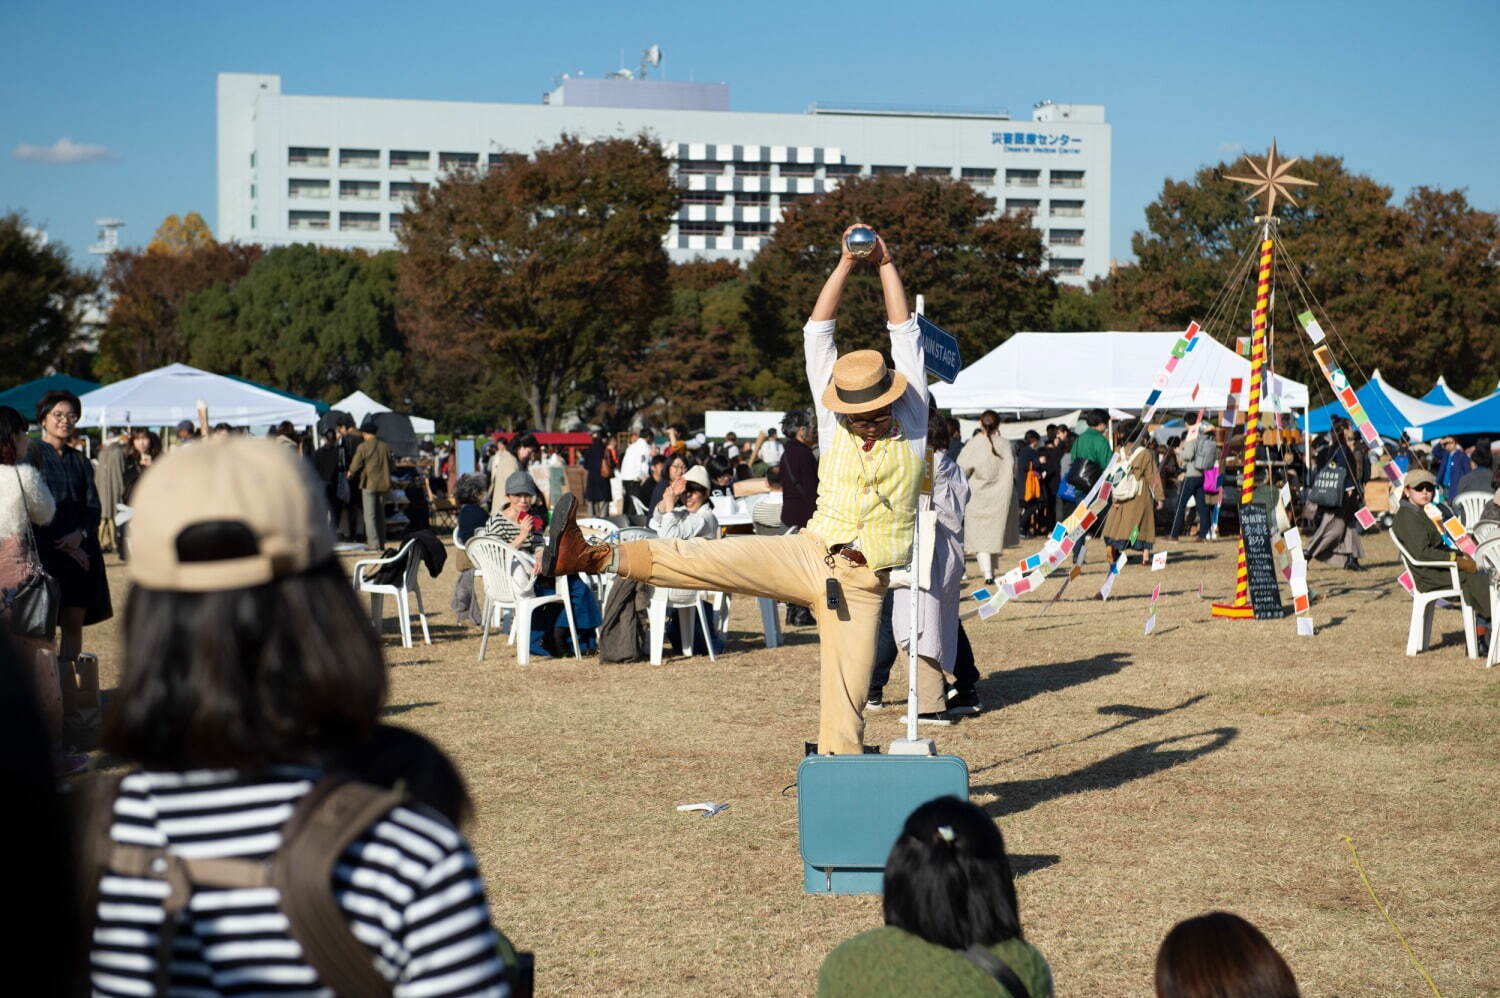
[830,544,867,567]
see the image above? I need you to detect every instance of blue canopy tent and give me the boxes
[1300,370,1453,438]
[1407,389,1500,439]
[0,374,101,420]
[1418,375,1471,408]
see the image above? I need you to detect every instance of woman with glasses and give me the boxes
[30,390,112,675]
[1392,467,1491,640]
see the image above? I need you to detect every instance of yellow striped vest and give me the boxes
[807,419,925,571]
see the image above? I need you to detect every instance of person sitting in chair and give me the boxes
[1392,468,1491,651]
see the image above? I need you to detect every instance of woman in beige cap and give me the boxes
[545,225,927,754]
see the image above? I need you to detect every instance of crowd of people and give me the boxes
[3,225,1495,992]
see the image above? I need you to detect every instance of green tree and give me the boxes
[0,212,96,389]
[1104,153,1499,394]
[397,134,678,429]
[96,235,261,382]
[179,245,406,403]
[747,173,1055,408]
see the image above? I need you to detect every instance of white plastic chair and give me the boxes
[466,536,580,665]
[1390,530,1478,658]
[577,517,618,606]
[352,540,431,648]
[648,586,717,665]
[1474,533,1500,669]
[1453,490,1493,528]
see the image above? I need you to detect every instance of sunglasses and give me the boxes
[1410,484,1435,493]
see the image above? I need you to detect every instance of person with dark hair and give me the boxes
[650,451,691,511]
[779,408,820,531]
[1154,911,1299,998]
[959,410,1018,585]
[1305,417,1369,571]
[1457,439,1494,495]
[29,390,111,701]
[347,415,393,551]
[621,426,655,510]
[705,456,736,498]
[1170,414,1218,542]
[1101,422,1163,566]
[583,428,615,517]
[450,471,492,626]
[82,438,511,994]
[1015,429,1045,539]
[544,224,926,755]
[818,796,1052,996]
[1060,410,1111,564]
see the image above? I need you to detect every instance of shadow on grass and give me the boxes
[980,652,1133,707]
[383,701,440,717]
[1008,854,1061,877]
[976,727,1238,819]
[975,694,1209,773]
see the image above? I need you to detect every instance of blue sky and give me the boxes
[4,0,1497,269]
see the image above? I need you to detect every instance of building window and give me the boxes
[288,179,330,199]
[389,214,405,232]
[249,184,256,199]
[1050,200,1085,217]
[733,161,769,176]
[390,150,430,169]
[734,191,771,205]
[340,180,380,201]
[1004,198,1040,217]
[678,220,723,236]
[780,163,815,177]
[390,181,429,201]
[438,151,480,171]
[915,166,952,178]
[825,163,862,178]
[250,151,256,167]
[871,165,908,176]
[1049,229,1084,246]
[735,222,772,235]
[1006,169,1041,187]
[677,160,723,175]
[1051,258,1085,276]
[1050,170,1085,188]
[960,167,996,186]
[289,146,330,167]
[339,148,380,169]
[339,212,380,232]
[250,215,256,230]
[681,190,723,205]
[288,210,330,231]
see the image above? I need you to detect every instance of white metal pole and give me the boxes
[891,295,935,755]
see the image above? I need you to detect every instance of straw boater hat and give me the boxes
[822,350,908,415]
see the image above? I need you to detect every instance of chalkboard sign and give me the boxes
[1239,502,1287,619]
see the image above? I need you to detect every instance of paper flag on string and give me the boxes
[1284,527,1302,551]
[1190,384,1201,400]
[1457,534,1477,556]
[1022,553,1043,572]
[1338,387,1358,409]
[1079,510,1098,530]
[1164,356,1180,373]
[1298,311,1327,344]
[1151,551,1167,571]
[971,588,992,602]
[1282,565,1293,581]
[1236,337,1250,357]
[1003,567,1025,584]
[1353,507,1376,530]
[1383,461,1405,486]
[1396,570,1415,593]
[1443,517,1467,540]
[1230,377,1244,394]
[1279,484,1292,508]
[1150,582,1162,603]
[1012,577,1033,596]
[1296,617,1315,636]
[1098,573,1119,601]
[1113,552,1129,572]
[1050,522,1068,543]
[1273,538,1287,557]
[1290,557,1307,582]
[1293,593,1310,614]
[1059,537,1075,555]
[1127,525,1140,545]
[1144,613,1157,636]
[1098,481,1114,503]
[1145,388,1162,406]
[979,601,1001,620]
[1290,575,1308,598]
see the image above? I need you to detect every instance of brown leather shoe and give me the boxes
[540,494,612,576]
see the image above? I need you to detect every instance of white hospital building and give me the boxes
[217,72,1111,284]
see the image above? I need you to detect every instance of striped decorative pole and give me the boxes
[1212,221,1272,619]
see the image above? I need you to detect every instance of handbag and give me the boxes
[8,468,60,640]
[1202,466,1221,494]
[1065,456,1103,493]
[1307,462,1348,508]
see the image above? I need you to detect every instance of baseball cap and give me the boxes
[1404,468,1437,489]
[127,438,335,591]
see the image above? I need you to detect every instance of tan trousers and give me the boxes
[912,654,948,714]
[618,531,887,754]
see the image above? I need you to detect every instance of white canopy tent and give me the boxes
[931,331,1309,416]
[331,390,436,434]
[77,364,320,429]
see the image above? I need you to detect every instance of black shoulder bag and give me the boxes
[960,944,1031,997]
[8,468,60,640]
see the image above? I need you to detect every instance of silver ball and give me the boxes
[845,226,877,258]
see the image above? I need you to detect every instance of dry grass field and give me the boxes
[83,531,1498,996]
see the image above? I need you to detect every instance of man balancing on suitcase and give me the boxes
[544,224,926,755]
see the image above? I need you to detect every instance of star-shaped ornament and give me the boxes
[1224,140,1317,216]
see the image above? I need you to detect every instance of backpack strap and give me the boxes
[70,772,128,998]
[271,776,406,997]
[960,944,1031,998]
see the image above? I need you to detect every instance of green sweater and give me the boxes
[1070,428,1112,474]
[818,927,1053,998]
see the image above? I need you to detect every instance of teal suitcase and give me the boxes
[797,753,970,894]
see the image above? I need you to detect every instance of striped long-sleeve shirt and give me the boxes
[90,766,509,998]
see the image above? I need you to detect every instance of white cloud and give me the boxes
[11,137,120,165]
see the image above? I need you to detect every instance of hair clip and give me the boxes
[936,825,956,844]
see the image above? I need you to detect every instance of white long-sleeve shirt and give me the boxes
[649,505,720,540]
[803,314,928,463]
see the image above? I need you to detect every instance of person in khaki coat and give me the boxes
[1101,429,1163,565]
[958,410,1020,584]
[347,417,394,550]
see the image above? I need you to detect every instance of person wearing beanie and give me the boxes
[346,416,393,550]
[542,224,927,755]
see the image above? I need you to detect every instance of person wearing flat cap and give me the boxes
[544,224,926,754]
[1392,467,1491,636]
